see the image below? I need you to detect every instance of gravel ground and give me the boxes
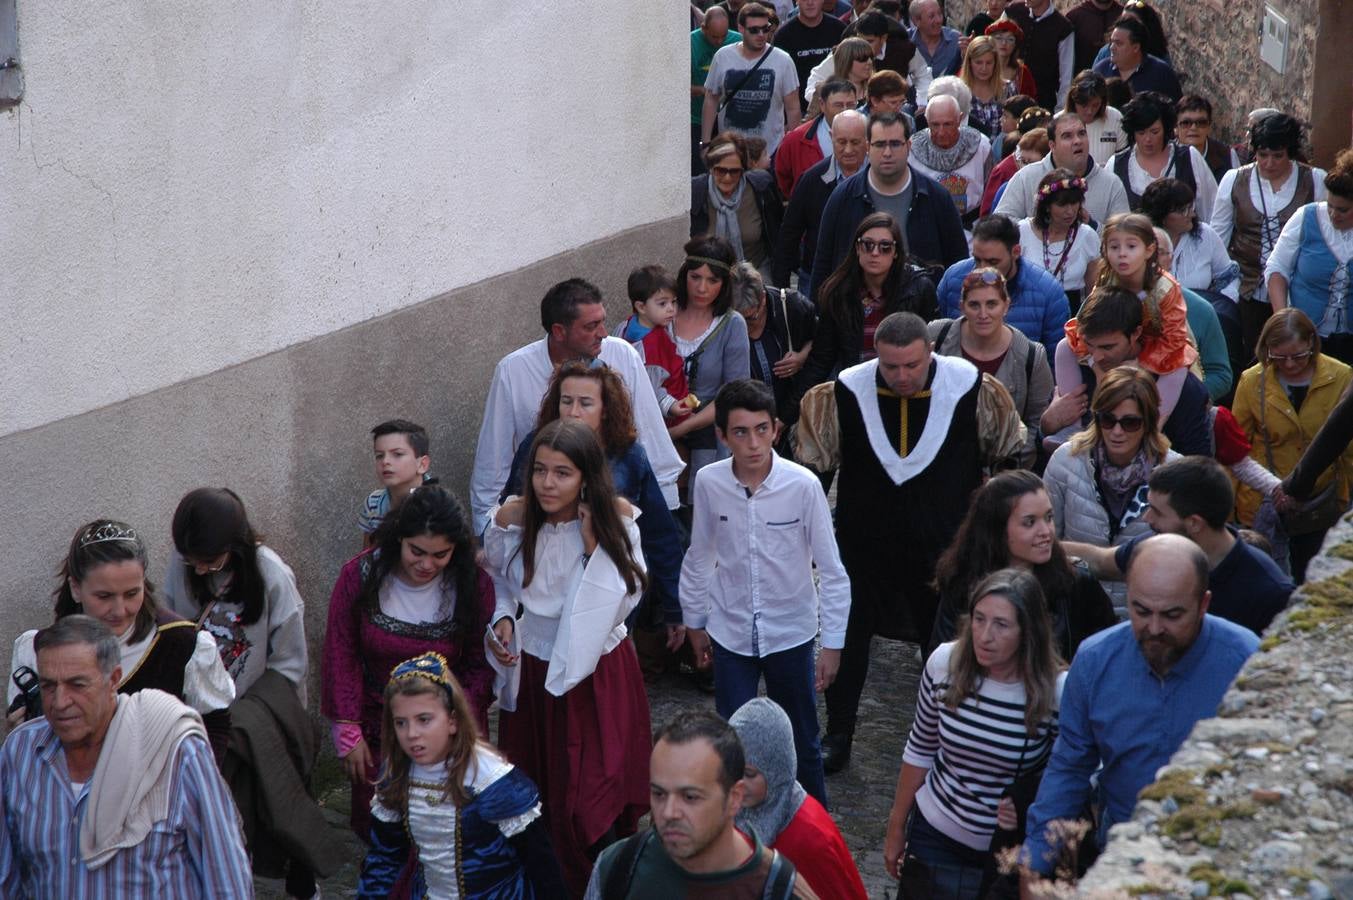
[256,634,923,898]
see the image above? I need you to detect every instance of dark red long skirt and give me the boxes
[498,640,652,898]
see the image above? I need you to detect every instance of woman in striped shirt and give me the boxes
[883,568,1067,899]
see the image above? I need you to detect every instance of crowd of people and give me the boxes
[1,1,1350,898]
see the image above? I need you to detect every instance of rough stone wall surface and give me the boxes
[940,0,1322,148]
[1075,515,1353,899]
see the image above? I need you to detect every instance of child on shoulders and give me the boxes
[613,265,699,423]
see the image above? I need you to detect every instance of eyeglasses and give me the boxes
[711,165,745,178]
[991,34,1016,44]
[963,268,1004,287]
[1176,117,1210,128]
[857,238,897,255]
[1095,411,1145,433]
[743,24,773,35]
[869,139,907,152]
[1268,349,1314,364]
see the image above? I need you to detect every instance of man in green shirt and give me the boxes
[692,8,742,174]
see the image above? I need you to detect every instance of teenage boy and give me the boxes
[358,419,431,544]
[612,265,698,422]
[679,379,851,807]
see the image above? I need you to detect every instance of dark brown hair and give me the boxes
[54,520,159,643]
[518,420,647,596]
[535,360,638,454]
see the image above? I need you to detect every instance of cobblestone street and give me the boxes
[256,635,922,898]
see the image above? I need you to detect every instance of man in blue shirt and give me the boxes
[1021,534,1259,885]
[1065,456,1295,637]
[1091,18,1181,102]
[908,0,964,78]
[936,215,1071,358]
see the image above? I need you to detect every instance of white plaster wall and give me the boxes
[0,1,688,436]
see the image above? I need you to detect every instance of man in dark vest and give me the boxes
[1002,0,1074,110]
[1212,113,1327,363]
[1065,0,1122,76]
[820,311,1026,772]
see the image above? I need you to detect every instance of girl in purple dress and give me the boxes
[322,485,495,840]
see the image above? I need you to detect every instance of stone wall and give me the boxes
[1075,515,1353,898]
[941,0,1347,161]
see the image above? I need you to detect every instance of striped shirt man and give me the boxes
[902,641,1066,849]
[0,717,252,898]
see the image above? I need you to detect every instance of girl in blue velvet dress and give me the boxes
[357,653,565,899]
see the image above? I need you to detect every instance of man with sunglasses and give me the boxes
[810,111,967,296]
[1041,287,1212,456]
[702,3,802,157]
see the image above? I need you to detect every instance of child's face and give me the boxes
[390,691,458,767]
[716,408,778,474]
[1104,230,1154,282]
[636,290,678,328]
[374,434,429,489]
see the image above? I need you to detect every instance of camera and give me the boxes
[6,666,41,722]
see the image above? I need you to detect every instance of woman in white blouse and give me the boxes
[1112,92,1218,225]
[1141,178,1240,302]
[485,418,650,895]
[7,520,235,757]
[1065,71,1125,169]
[1018,168,1101,313]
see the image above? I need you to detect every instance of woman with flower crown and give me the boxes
[6,519,235,760]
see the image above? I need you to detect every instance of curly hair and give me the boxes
[534,360,638,455]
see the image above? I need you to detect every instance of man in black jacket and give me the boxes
[773,109,868,294]
[810,111,967,298]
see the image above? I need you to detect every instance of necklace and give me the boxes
[1042,223,1078,281]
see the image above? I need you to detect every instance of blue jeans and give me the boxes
[710,638,828,806]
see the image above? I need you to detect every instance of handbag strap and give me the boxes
[776,288,794,354]
[718,46,774,112]
[1257,367,1280,473]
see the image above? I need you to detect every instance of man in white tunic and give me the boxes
[469,278,684,535]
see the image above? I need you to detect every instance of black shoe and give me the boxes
[821,733,852,774]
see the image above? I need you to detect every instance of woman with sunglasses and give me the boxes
[1233,308,1353,582]
[801,211,938,386]
[690,133,782,282]
[1043,366,1179,613]
[813,37,874,114]
[928,267,1052,468]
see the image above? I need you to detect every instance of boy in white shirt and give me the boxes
[680,379,851,806]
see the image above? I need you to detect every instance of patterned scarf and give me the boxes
[910,127,985,173]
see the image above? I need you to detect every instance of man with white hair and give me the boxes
[908,93,992,225]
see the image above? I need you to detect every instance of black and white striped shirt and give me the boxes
[902,641,1067,850]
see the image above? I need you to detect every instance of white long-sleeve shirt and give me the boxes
[1172,222,1241,302]
[679,454,851,657]
[1211,164,1327,303]
[469,336,683,534]
[1120,144,1218,225]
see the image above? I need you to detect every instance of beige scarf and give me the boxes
[78,689,207,869]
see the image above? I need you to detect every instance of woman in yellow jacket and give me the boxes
[1233,308,1353,582]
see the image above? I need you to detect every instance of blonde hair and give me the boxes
[959,36,1004,97]
[1257,307,1321,364]
[1067,365,1171,460]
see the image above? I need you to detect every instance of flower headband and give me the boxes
[1037,176,1087,198]
[390,652,456,692]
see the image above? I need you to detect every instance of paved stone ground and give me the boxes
[257,636,921,899]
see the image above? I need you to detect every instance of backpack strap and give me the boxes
[602,830,654,900]
[934,320,954,353]
[761,848,799,900]
[1025,340,1036,386]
